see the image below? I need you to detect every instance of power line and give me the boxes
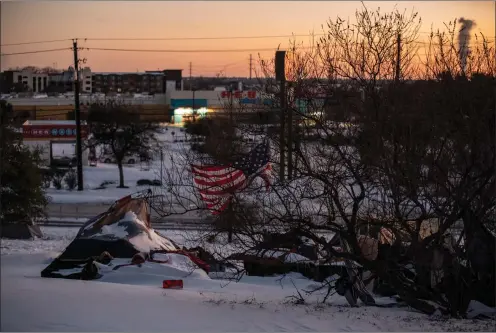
[86,47,284,53]
[83,34,327,42]
[2,33,494,47]
[83,41,492,54]
[1,39,72,47]
[0,48,72,56]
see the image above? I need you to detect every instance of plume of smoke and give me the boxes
[458,17,476,73]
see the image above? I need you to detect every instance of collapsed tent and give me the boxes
[41,193,211,280]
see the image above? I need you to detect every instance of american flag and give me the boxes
[191,140,272,214]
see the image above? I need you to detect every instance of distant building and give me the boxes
[90,69,183,94]
[1,67,78,94]
[1,69,49,93]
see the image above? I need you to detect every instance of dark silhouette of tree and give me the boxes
[0,100,48,227]
[87,100,159,188]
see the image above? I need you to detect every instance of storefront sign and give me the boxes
[220,91,257,99]
[23,124,89,139]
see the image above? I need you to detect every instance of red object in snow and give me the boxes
[170,250,210,273]
[163,279,183,289]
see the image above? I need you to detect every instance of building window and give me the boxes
[85,87,90,91]
[85,81,90,85]
[43,77,47,89]
[18,75,22,82]
[32,77,36,91]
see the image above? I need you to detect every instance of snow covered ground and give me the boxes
[1,227,494,332]
[46,163,166,204]
[46,125,189,204]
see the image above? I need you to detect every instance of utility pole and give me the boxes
[395,33,401,83]
[72,39,84,191]
[189,62,192,90]
[249,54,253,80]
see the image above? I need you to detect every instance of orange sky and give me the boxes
[1,1,494,77]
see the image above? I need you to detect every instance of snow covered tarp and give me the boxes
[41,194,209,280]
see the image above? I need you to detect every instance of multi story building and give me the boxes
[1,67,183,95]
[90,69,183,94]
[91,72,163,94]
[1,69,49,93]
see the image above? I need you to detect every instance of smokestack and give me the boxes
[458,17,476,74]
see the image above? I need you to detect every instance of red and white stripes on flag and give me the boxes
[191,165,248,213]
[191,140,273,215]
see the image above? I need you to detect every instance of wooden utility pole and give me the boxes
[395,33,401,83]
[72,39,84,191]
[249,54,253,80]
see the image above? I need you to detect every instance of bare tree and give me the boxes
[154,5,495,316]
[87,99,159,188]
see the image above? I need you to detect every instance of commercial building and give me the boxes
[22,120,90,166]
[8,94,169,124]
[167,89,273,125]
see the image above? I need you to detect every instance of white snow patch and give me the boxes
[56,267,84,276]
[87,212,177,252]
[2,251,495,332]
[99,224,129,239]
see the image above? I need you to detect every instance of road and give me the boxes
[45,202,206,228]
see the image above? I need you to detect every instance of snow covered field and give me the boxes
[46,125,188,204]
[46,163,165,204]
[1,227,494,332]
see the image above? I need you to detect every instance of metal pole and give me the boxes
[192,89,196,122]
[287,83,293,180]
[249,54,253,80]
[279,79,286,181]
[160,149,163,183]
[73,39,84,191]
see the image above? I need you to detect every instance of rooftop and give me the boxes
[92,72,163,76]
[23,120,88,126]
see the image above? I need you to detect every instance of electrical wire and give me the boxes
[86,47,287,53]
[83,34,326,42]
[83,40,491,54]
[1,48,72,56]
[1,39,72,47]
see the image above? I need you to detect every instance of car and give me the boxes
[99,153,146,165]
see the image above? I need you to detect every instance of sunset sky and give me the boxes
[1,1,494,77]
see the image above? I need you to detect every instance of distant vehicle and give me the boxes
[99,151,151,165]
[51,156,76,168]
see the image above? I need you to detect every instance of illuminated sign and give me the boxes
[220,91,257,99]
[23,124,88,139]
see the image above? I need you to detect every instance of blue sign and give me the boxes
[58,129,65,135]
[51,129,58,136]
[171,98,208,109]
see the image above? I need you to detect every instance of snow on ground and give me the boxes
[46,163,167,204]
[1,227,494,331]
